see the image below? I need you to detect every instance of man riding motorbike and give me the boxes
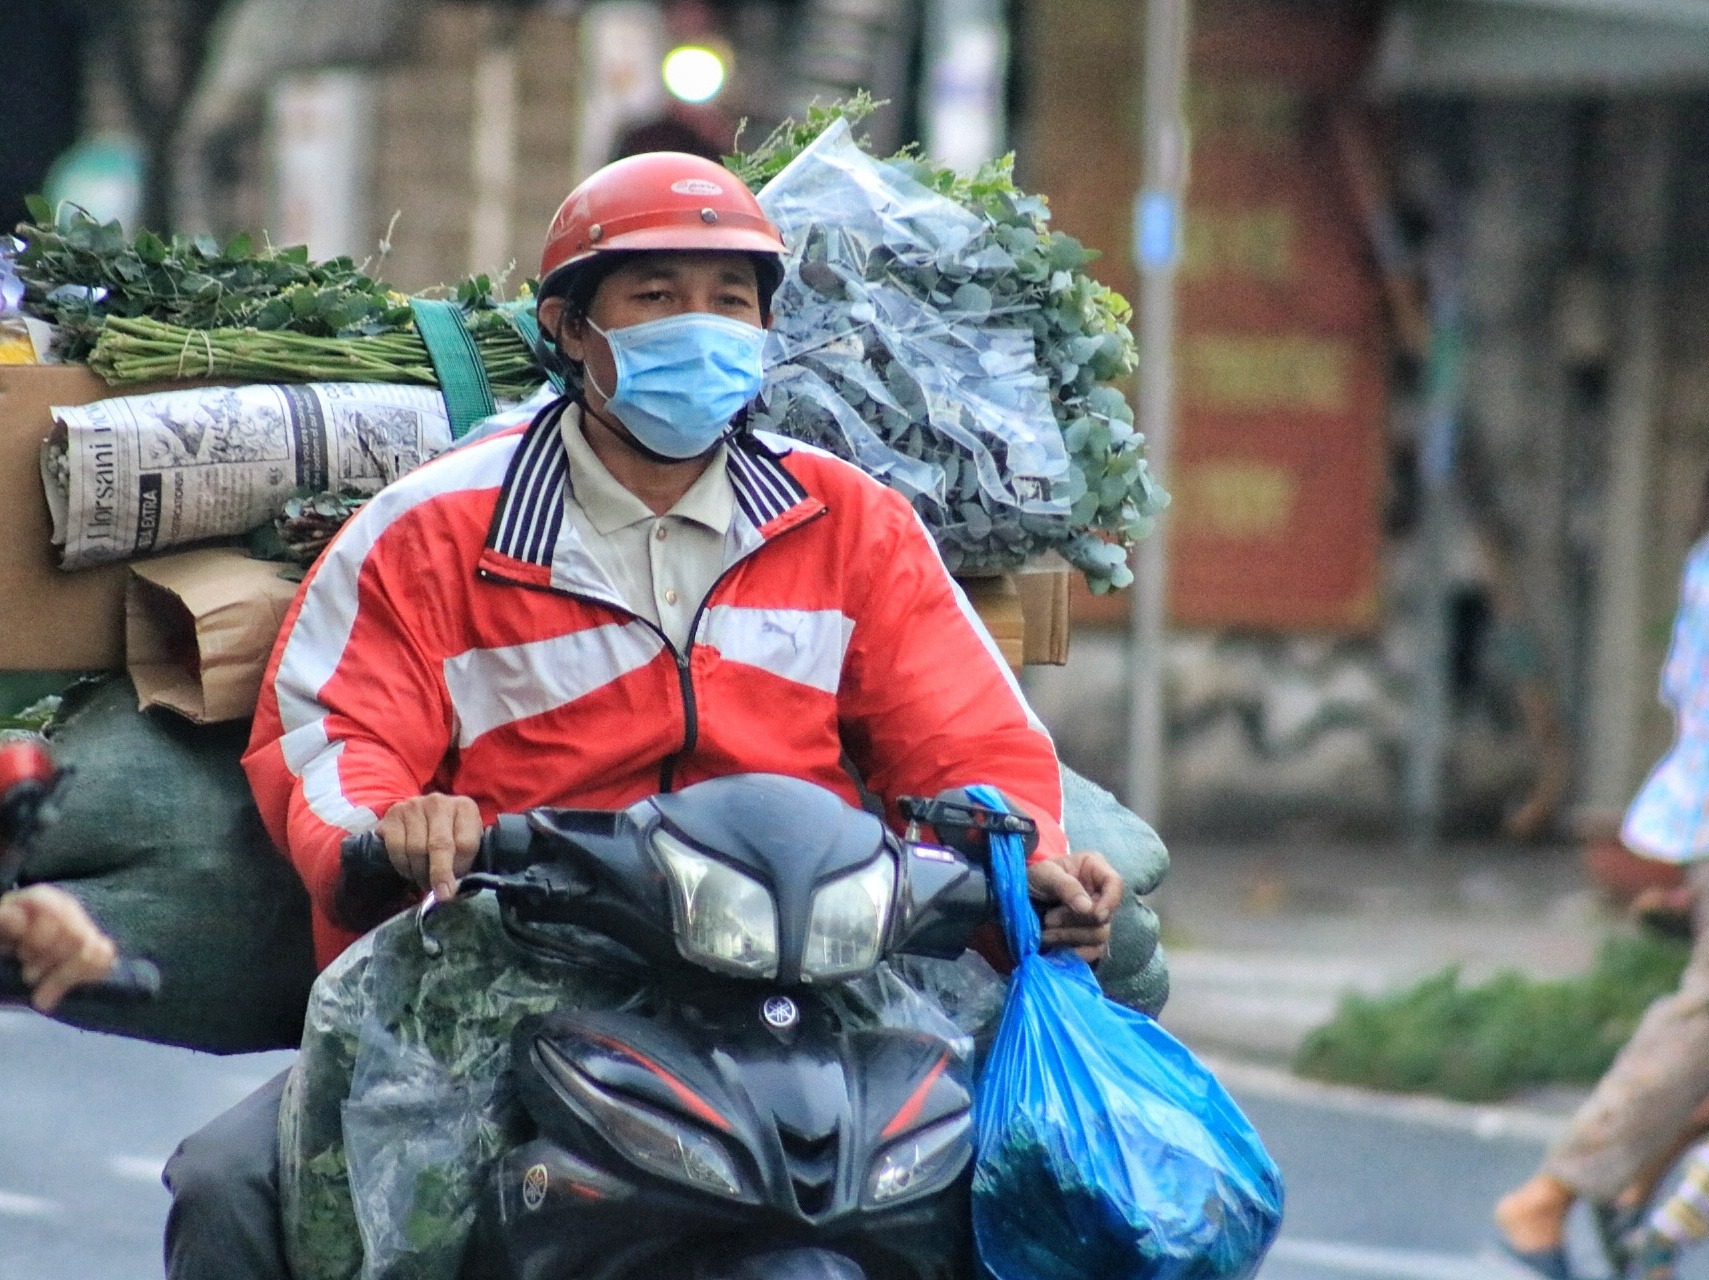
[161,151,1122,1280]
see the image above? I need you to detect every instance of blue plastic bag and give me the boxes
[968,786,1284,1280]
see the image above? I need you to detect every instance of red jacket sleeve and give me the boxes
[837,489,1066,861]
[244,501,455,964]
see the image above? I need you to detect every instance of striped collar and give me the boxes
[485,398,813,569]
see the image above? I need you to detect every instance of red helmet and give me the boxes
[538,152,786,298]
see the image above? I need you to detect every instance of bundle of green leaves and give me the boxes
[1294,934,1690,1103]
[87,313,539,399]
[730,95,1165,592]
[282,897,655,1280]
[13,201,531,383]
[12,198,416,359]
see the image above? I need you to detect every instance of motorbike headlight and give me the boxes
[537,1041,746,1199]
[802,854,895,982]
[864,1113,971,1206]
[652,830,779,979]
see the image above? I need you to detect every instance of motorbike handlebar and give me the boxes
[338,800,989,968]
[335,817,536,932]
[339,822,526,885]
[0,954,161,1008]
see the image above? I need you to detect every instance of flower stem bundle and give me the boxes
[89,315,541,401]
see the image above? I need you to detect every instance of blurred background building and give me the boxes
[9,0,1709,844]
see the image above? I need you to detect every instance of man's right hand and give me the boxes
[378,794,483,902]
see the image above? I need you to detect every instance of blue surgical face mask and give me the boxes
[584,312,767,459]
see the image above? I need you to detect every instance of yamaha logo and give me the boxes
[522,1163,549,1211]
[762,995,799,1029]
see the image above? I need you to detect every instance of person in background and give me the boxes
[1618,1135,1709,1280]
[1497,483,1709,1278]
[0,882,115,1011]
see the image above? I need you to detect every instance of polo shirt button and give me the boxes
[654,525,668,541]
[664,588,679,605]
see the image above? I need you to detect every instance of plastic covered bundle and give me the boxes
[280,896,1014,1280]
[969,785,1282,1280]
[280,895,651,1280]
[753,120,1071,574]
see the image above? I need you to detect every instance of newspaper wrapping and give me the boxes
[41,383,454,570]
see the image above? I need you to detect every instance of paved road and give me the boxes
[0,1009,293,1280]
[0,1014,1702,1280]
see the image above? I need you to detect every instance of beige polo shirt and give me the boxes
[560,408,736,651]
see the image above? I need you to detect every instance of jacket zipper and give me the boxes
[478,566,681,791]
[658,648,694,793]
[658,505,828,792]
[476,503,828,794]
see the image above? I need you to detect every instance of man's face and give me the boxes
[542,251,767,408]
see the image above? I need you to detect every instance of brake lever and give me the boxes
[456,863,593,907]
[897,792,1039,862]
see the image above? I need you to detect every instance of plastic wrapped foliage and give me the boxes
[279,896,652,1280]
[969,785,1283,1280]
[824,950,1009,1063]
[282,903,1014,1280]
[755,120,1068,574]
[743,111,1165,591]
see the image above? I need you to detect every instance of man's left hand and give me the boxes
[1027,851,1124,963]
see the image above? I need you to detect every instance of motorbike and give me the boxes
[336,773,1033,1280]
[0,736,159,1008]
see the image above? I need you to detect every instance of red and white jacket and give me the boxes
[244,401,1066,969]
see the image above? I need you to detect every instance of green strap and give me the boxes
[505,304,566,395]
[410,299,496,439]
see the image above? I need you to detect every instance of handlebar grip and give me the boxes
[332,830,413,935]
[341,831,400,883]
[338,822,523,884]
[68,957,160,1004]
[0,954,160,1007]
[332,820,529,934]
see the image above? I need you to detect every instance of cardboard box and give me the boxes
[0,366,234,670]
[959,574,1028,669]
[126,548,301,724]
[1017,560,1071,666]
[0,365,132,670]
[960,564,1073,671]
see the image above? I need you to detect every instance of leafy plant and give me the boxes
[11,197,542,396]
[247,491,372,580]
[725,91,886,190]
[1294,934,1690,1103]
[13,199,416,359]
